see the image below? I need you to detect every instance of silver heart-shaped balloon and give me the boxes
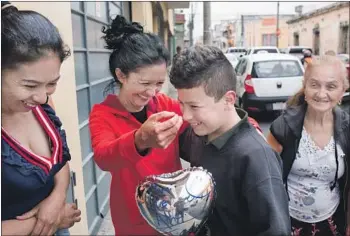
[136,167,216,236]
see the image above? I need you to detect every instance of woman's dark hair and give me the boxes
[102,15,170,94]
[1,2,71,71]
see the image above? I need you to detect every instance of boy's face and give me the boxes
[178,85,233,140]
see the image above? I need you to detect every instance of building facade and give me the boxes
[287,2,349,55]
[174,9,187,51]
[242,14,294,48]
[212,23,227,50]
[14,1,188,235]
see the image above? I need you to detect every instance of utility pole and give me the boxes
[241,15,244,47]
[203,2,211,45]
[276,1,280,47]
[189,2,194,46]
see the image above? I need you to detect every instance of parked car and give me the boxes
[285,46,313,61]
[235,53,304,113]
[226,47,247,58]
[246,46,280,56]
[337,54,350,102]
[225,53,239,68]
[279,48,287,54]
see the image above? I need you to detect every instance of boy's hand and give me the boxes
[135,111,183,150]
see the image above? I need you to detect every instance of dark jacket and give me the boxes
[270,103,350,229]
[180,109,291,236]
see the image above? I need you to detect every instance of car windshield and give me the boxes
[253,48,278,54]
[252,60,303,78]
[289,48,312,54]
[228,48,247,53]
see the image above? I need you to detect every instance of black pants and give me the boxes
[291,205,345,236]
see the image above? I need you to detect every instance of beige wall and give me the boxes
[288,5,349,54]
[168,9,175,35]
[131,2,153,33]
[132,1,174,49]
[15,2,88,235]
[244,17,289,48]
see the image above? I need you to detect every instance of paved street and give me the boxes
[255,102,350,136]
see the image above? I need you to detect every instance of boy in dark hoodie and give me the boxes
[169,45,291,236]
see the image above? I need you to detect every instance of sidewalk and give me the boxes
[97,210,114,235]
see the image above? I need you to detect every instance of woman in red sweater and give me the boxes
[89,15,263,235]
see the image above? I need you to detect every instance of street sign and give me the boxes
[276,28,281,36]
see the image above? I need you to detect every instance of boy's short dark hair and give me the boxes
[170,45,236,102]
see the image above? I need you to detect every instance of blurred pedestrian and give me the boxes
[301,49,312,69]
[173,46,182,62]
[267,55,350,236]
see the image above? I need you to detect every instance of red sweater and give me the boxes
[89,93,186,235]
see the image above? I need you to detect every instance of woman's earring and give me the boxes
[338,100,342,106]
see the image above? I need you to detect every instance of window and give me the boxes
[262,34,277,46]
[253,48,278,54]
[236,59,247,75]
[289,48,312,54]
[293,33,299,46]
[252,60,303,78]
[339,24,349,54]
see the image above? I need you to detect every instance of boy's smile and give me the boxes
[177,85,236,141]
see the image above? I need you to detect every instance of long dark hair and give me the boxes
[1,1,70,71]
[101,15,170,95]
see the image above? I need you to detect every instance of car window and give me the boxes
[253,48,278,54]
[235,60,242,73]
[251,60,303,78]
[289,48,312,54]
[237,59,247,75]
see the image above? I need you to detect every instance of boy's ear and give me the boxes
[224,90,237,105]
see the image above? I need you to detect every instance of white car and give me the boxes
[225,53,239,68]
[285,46,313,60]
[226,47,247,58]
[235,53,304,113]
[245,46,280,55]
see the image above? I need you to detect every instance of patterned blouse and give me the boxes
[287,127,345,223]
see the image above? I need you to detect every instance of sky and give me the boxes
[180,1,337,41]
